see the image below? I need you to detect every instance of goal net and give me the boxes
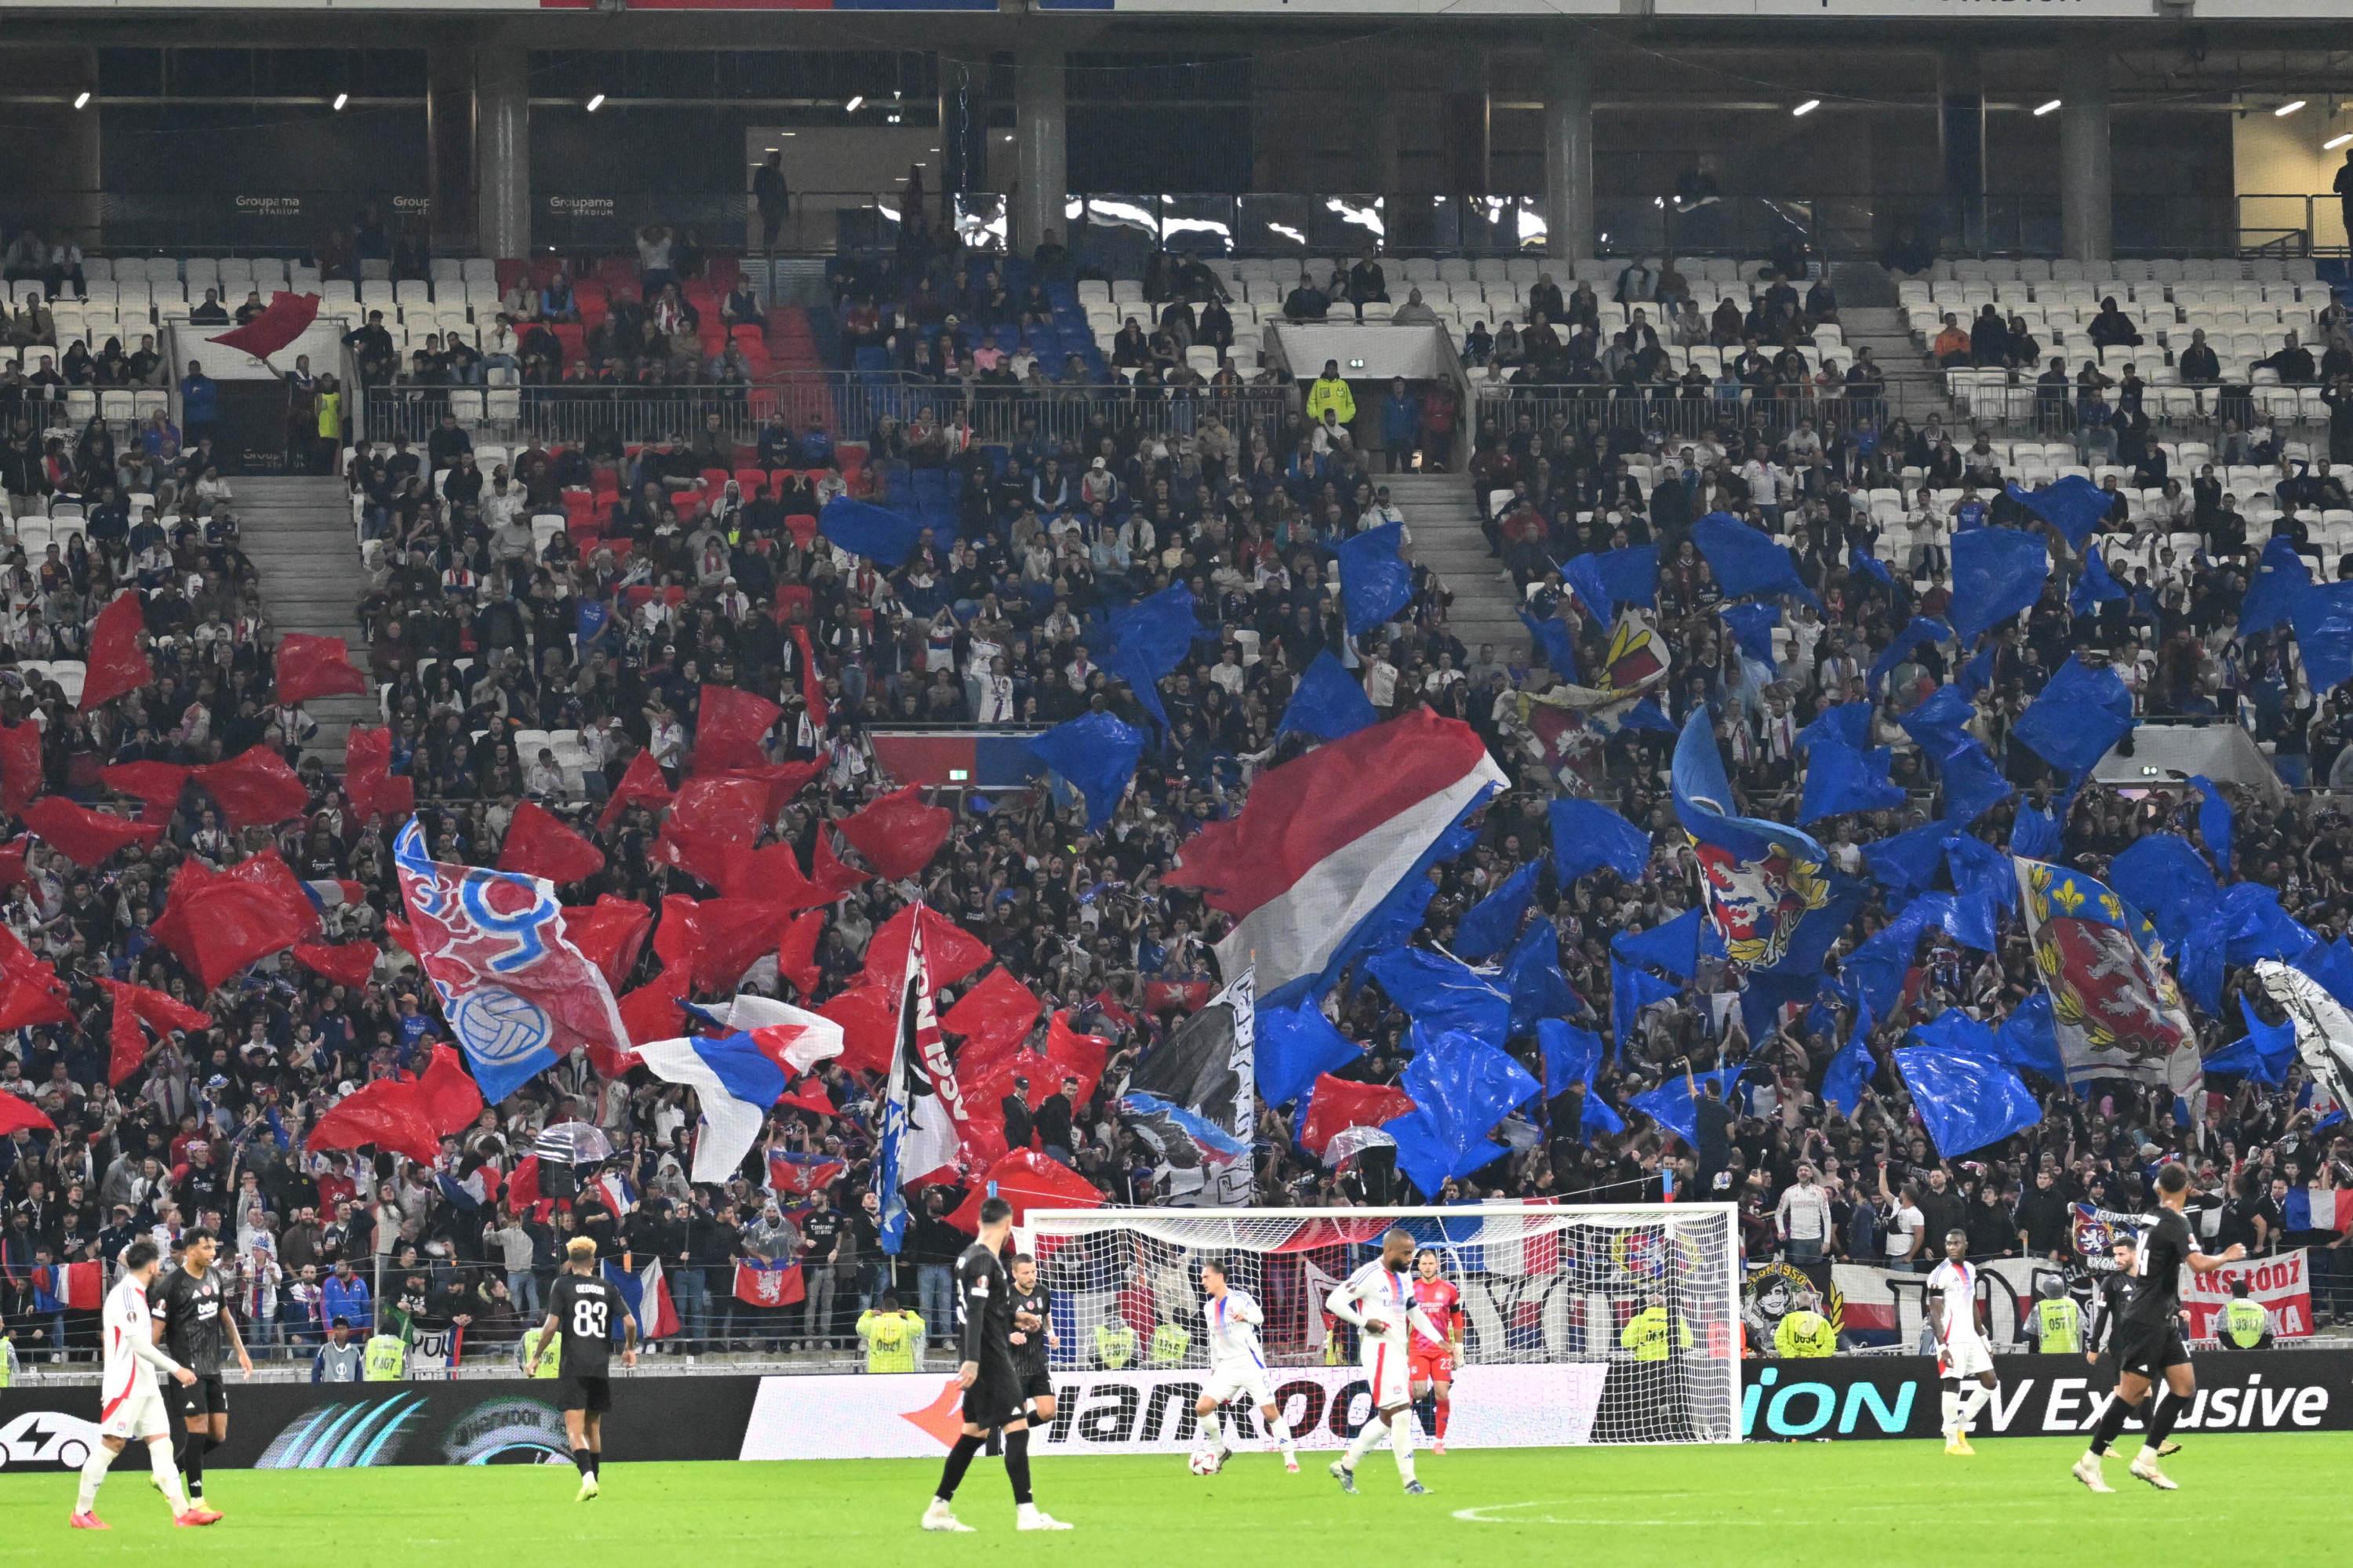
[1017,1202,1739,1451]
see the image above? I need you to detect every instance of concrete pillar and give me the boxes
[2060,74,2112,263]
[1013,46,1067,256]
[477,37,531,260]
[427,36,478,254]
[1937,47,1984,252]
[1542,45,1594,262]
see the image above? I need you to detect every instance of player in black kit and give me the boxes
[2083,1235,2180,1461]
[919,1197,1071,1534]
[530,1236,638,1501]
[147,1226,251,1519]
[2072,1164,2244,1493]
[1008,1252,1059,1427]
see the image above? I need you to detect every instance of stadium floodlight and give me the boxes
[586,93,606,112]
[333,92,348,111]
[845,94,864,113]
[1020,1202,1741,1448]
[2035,99,2060,117]
[72,90,90,110]
[1792,99,1820,117]
[2329,133,2353,151]
[2276,100,2308,118]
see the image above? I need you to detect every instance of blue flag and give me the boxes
[1799,737,1905,824]
[1623,699,1677,734]
[1384,1031,1541,1195]
[1504,919,1584,1037]
[1844,897,1937,1018]
[1564,544,1658,618]
[1945,834,2017,920]
[1104,584,1198,729]
[1027,711,1144,831]
[1933,735,2016,828]
[2068,545,2127,617]
[1278,650,1377,741]
[1611,955,1680,1056]
[1549,796,1652,883]
[2204,995,2295,1084]
[1631,1068,1737,1150]
[818,496,923,566]
[1671,708,1842,973]
[1852,545,1895,587]
[1254,1003,1362,1109]
[1364,948,1509,1044]
[1693,511,1820,609]
[1913,888,1995,951]
[1519,608,1580,680]
[1562,554,1612,626]
[2191,774,2233,878]
[2010,803,2060,860]
[2291,580,2353,693]
[1799,700,1874,753]
[1960,637,1998,694]
[2013,656,2135,774]
[2109,832,2220,948]
[1823,1000,1876,1113]
[1536,1017,1604,1094]
[1994,993,2068,1083]
[1896,1039,2042,1157]
[1870,617,1955,693]
[1865,819,1957,899]
[1579,1088,1626,1142]
[1337,520,1413,636]
[1721,602,1780,672]
[1950,527,2051,642]
[1897,684,1975,753]
[1611,908,1713,984]
[2238,536,2313,637]
[2005,475,2111,551]
[1454,860,1538,964]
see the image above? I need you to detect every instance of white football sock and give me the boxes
[1268,1415,1297,1457]
[1389,1410,1417,1483]
[1940,1388,1962,1435]
[1343,1415,1388,1471]
[1199,1411,1222,1453]
[76,1442,118,1513]
[147,1439,187,1514]
[1956,1383,1996,1432]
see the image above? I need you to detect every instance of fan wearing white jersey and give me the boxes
[1927,1228,1998,1455]
[1192,1260,1300,1473]
[72,1239,210,1530]
[1322,1228,1442,1496]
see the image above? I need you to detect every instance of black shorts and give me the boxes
[1020,1366,1053,1402]
[963,1360,1025,1430]
[2111,1319,2191,1381]
[558,1374,613,1414]
[176,1374,229,1419]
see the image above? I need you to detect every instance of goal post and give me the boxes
[1016,1202,1740,1450]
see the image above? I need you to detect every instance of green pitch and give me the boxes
[5,1435,2345,1566]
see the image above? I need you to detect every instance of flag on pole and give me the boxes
[875,910,963,1254]
[602,1256,682,1341]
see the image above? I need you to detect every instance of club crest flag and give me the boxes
[393,819,630,1105]
[2013,856,2199,1098]
[1671,708,1834,972]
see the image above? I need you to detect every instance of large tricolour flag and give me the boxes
[637,1023,842,1184]
[874,911,965,1255]
[602,1256,682,1341]
[1166,710,1508,1003]
[393,819,631,1104]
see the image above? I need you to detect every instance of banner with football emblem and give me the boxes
[2013,857,2200,1100]
[393,819,631,1104]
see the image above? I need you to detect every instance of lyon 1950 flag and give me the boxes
[393,819,630,1104]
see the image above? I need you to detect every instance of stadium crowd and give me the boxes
[3,234,2351,1377]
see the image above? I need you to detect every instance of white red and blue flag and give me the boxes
[393,819,629,1105]
[635,1028,802,1184]
[769,1150,847,1199]
[588,1171,637,1219]
[602,1255,682,1341]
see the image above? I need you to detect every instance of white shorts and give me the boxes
[1202,1363,1278,1410]
[1938,1335,1994,1380]
[100,1383,172,1442]
[1362,1338,1411,1410]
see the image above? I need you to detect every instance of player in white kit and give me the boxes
[1191,1259,1300,1473]
[1926,1228,1998,1455]
[71,1239,211,1530]
[1322,1228,1442,1496]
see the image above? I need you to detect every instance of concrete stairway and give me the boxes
[1381,471,1526,664]
[235,475,373,766]
[1839,303,1969,431]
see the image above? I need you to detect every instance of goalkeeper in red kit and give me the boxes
[1407,1249,1464,1453]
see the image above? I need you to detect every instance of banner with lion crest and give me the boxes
[2013,857,2201,1099]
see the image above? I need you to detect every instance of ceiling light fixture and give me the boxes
[2034,99,2060,117]
[1792,99,1820,118]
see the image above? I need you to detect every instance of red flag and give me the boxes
[306,1076,442,1164]
[838,786,951,880]
[1143,980,1213,1015]
[79,592,152,711]
[0,929,72,1032]
[559,895,654,990]
[861,902,991,992]
[816,984,898,1075]
[1298,1073,1417,1159]
[655,893,793,993]
[275,633,371,705]
[616,966,690,1049]
[597,750,675,832]
[692,684,783,776]
[1043,1011,1112,1106]
[206,289,322,362]
[506,1154,544,1210]
[714,840,831,908]
[293,940,378,991]
[194,746,310,828]
[416,1042,486,1135]
[0,839,26,894]
[100,760,189,817]
[20,797,164,867]
[945,1150,1104,1232]
[153,852,321,990]
[98,976,212,1085]
[0,722,42,813]
[790,624,829,732]
[776,1078,835,1117]
[809,829,867,898]
[385,914,421,961]
[0,1093,55,1136]
[499,801,606,885]
[942,966,1041,1055]
[775,909,824,995]
[716,761,823,820]
[651,776,769,888]
[345,726,413,823]
[733,1257,806,1308]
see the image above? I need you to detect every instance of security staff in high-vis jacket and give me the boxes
[2219,1279,2274,1350]
[1095,1319,1137,1368]
[1621,1293,1693,1362]
[1773,1289,1838,1358]
[2027,1277,2082,1354]
[362,1326,408,1381]
[1613,1293,1698,1440]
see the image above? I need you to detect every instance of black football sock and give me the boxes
[573,1446,594,1478]
[984,1428,1003,1457]
[1003,1428,1033,1507]
[2088,1392,2139,1457]
[183,1435,205,1500]
[589,1450,602,1479]
[2142,1392,2183,1453]
[935,1433,984,1502]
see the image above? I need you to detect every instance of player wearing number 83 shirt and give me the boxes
[533,1236,638,1502]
